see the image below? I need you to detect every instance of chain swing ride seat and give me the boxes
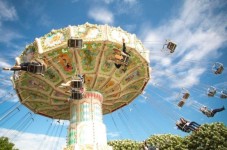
[177,89,190,108]
[212,62,224,75]
[207,86,216,97]
[70,79,84,100]
[70,79,83,89]
[2,61,46,76]
[68,38,83,49]
[71,89,83,100]
[162,40,177,54]
[176,121,190,133]
[220,89,227,99]
[59,76,84,100]
[27,62,46,75]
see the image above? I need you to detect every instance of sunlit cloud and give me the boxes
[102,0,138,4]
[88,7,114,24]
[0,57,12,68]
[141,0,227,89]
[0,128,66,150]
[107,131,120,138]
[0,0,17,24]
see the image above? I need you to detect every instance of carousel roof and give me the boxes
[13,23,150,120]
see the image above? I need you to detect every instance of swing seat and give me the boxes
[70,80,83,89]
[207,91,216,97]
[214,66,224,74]
[71,91,83,100]
[220,94,227,99]
[207,86,216,97]
[212,62,224,74]
[182,93,190,99]
[220,90,227,99]
[27,63,46,75]
[167,42,177,53]
[68,38,83,48]
[177,100,185,107]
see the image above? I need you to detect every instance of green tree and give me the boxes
[108,139,141,150]
[146,134,186,150]
[183,122,227,150]
[0,137,18,150]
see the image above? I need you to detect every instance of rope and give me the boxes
[143,90,180,122]
[12,114,36,140]
[73,49,79,75]
[118,111,134,139]
[121,108,146,137]
[6,112,32,137]
[0,88,14,98]
[0,107,20,126]
[37,120,54,150]
[45,121,58,150]
[132,103,159,133]
[50,121,61,150]
[0,102,21,121]
[110,113,123,139]
[55,122,64,150]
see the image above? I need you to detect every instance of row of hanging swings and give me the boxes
[161,40,224,75]
[1,37,83,76]
[207,86,227,98]
[177,86,226,108]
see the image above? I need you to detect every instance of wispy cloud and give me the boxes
[0,0,17,25]
[0,128,66,150]
[0,28,24,46]
[39,14,53,27]
[102,0,137,4]
[107,131,120,138]
[88,7,114,24]
[142,0,227,89]
[0,57,12,68]
[0,1,23,46]
[71,0,79,3]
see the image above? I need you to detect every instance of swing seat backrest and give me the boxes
[177,100,185,107]
[167,42,177,52]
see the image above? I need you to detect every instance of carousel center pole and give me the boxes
[65,91,112,150]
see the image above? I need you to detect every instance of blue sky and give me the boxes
[0,0,227,149]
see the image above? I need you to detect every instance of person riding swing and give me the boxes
[113,38,130,70]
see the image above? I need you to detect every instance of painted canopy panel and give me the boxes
[13,23,150,120]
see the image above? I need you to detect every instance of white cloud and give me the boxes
[102,0,137,4]
[71,0,79,3]
[123,0,137,3]
[107,131,120,138]
[0,28,24,46]
[39,14,52,27]
[142,0,227,89]
[0,0,17,24]
[102,0,114,4]
[0,128,66,150]
[88,7,114,24]
[0,1,23,46]
[0,57,12,68]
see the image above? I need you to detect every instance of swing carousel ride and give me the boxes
[1,22,226,150]
[2,23,150,150]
